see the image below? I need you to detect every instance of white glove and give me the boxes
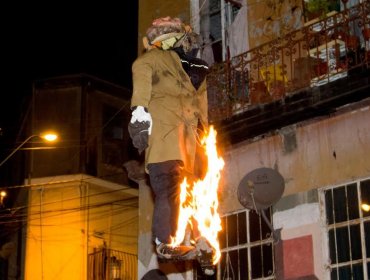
[130,106,153,135]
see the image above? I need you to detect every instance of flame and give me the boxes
[171,125,224,264]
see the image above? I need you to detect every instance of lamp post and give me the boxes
[0,131,58,280]
[0,132,58,167]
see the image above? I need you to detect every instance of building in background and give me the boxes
[3,74,140,280]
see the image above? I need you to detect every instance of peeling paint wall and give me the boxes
[217,103,370,279]
[273,202,326,278]
[247,0,304,48]
[219,103,370,214]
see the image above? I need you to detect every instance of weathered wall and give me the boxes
[247,0,304,48]
[274,202,325,279]
[217,101,370,279]
[219,101,370,214]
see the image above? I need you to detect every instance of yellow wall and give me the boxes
[24,175,138,280]
[87,183,138,254]
[25,183,86,279]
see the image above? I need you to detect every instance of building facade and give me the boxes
[138,0,370,279]
[8,74,140,280]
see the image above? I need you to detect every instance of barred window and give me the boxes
[213,209,275,279]
[320,178,370,279]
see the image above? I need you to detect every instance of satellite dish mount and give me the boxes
[237,167,285,242]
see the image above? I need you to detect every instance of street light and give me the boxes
[0,132,58,167]
[0,190,6,205]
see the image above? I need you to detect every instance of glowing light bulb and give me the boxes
[361,203,370,212]
[40,133,58,142]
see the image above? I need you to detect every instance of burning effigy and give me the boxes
[128,15,223,276]
[171,125,224,267]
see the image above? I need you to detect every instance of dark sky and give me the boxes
[1,2,138,148]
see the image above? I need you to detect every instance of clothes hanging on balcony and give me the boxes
[201,41,215,66]
[227,3,250,59]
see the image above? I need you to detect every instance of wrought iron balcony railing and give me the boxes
[88,248,137,280]
[207,0,370,122]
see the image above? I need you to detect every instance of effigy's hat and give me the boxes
[146,16,185,44]
[144,16,201,52]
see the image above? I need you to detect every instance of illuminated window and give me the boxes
[320,178,370,279]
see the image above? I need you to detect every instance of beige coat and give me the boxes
[131,48,208,173]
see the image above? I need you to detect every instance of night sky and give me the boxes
[0,2,138,168]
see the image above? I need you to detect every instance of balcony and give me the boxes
[207,0,370,143]
[88,248,137,280]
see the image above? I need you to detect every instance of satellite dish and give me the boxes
[237,167,285,210]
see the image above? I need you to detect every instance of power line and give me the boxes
[0,198,139,240]
[0,191,138,222]
[0,198,138,225]
[2,170,138,190]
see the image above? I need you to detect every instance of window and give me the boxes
[198,0,241,65]
[102,104,125,167]
[320,178,370,279]
[215,209,275,279]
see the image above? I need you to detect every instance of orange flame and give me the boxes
[171,125,224,264]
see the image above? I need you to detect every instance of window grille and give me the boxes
[320,178,370,279]
[195,208,275,279]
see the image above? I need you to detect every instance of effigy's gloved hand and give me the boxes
[128,121,150,153]
[128,106,152,154]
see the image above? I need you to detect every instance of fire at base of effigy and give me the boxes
[170,125,224,270]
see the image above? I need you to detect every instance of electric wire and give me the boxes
[0,199,139,241]
[0,197,138,225]
[0,181,139,220]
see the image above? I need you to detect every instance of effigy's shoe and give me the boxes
[195,237,216,276]
[156,243,197,261]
